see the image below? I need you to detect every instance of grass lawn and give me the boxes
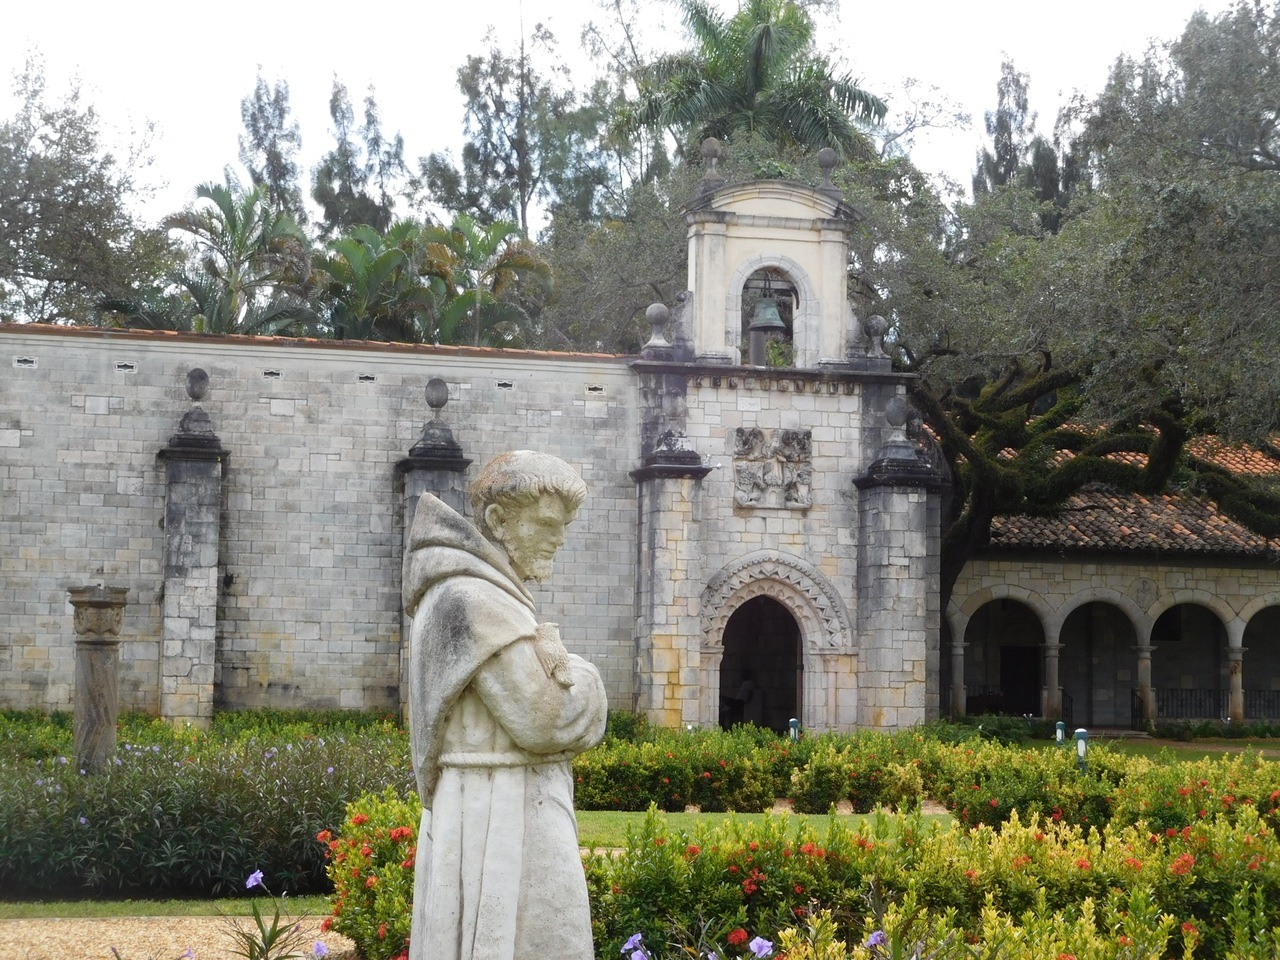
[1090,736,1280,762]
[0,894,333,920]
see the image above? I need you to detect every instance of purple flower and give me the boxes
[864,930,888,949]
[181,949,195,959]
[630,952,648,960]
[245,870,264,890]
[748,936,773,958]
[622,934,644,952]
[79,816,87,825]
[313,943,329,958]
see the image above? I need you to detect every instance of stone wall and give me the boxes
[0,326,638,714]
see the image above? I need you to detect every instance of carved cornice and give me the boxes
[701,550,854,653]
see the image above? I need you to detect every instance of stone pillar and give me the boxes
[1135,639,1156,726]
[1042,639,1063,719]
[68,585,129,772]
[156,369,227,729]
[853,396,948,731]
[1226,617,1247,722]
[397,378,473,721]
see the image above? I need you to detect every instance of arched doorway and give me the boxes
[963,599,1044,716]
[1059,603,1137,727]
[1243,605,1280,720]
[1152,604,1228,719]
[719,596,800,732]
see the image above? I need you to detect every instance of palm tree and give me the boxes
[317,221,444,343]
[621,0,886,161]
[159,179,316,334]
[425,214,552,347]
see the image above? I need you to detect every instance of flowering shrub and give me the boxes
[586,805,1280,960]
[0,714,412,896]
[320,787,419,960]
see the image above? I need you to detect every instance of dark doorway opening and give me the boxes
[719,595,800,733]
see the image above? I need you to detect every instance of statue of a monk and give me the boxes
[404,450,608,960]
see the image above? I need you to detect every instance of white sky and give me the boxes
[1,0,1241,228]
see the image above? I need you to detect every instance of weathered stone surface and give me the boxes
[404,452,606,960]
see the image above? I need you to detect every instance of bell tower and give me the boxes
[682,141,860,367]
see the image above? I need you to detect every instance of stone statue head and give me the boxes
[470,451,588,581]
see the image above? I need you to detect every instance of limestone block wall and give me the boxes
[683,372,867,592]
[0,327,638,714]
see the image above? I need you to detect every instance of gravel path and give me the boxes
[0,915,356,960]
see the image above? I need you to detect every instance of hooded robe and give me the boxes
[403,493,607,960]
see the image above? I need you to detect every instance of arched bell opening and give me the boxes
[718,595,801,732]
[740,267,798,368]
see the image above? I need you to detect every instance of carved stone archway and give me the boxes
[699,551,854,730]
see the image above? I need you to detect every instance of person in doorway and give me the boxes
[403,450,608,960]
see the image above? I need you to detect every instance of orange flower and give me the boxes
[1170,853,1196,876]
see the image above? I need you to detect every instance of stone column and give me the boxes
[853,396,948,731]
[1042,639,1063,720]
[68,585,129,772]
[157,369,227,729]
[1226,617,1247,722]
[1135,639,1156,726]
[397,378,472,721]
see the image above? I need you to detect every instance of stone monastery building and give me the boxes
[2,165,1278,732]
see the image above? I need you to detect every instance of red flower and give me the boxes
[361,844,372,857]
[320,918,333,932]
[727,928,749,947]
[350,813,370,826]
[316,830,333,843]
[989,798,999,808]
[1125,857,1143,871]
[1181,922,1199,940]
[365,875,378,888]
[1170,853,1195,876]
[653,837,665,846]
[794,884,804,894]
[685,845,701,858]
[1076,858,1091,870]
[400,858,415,870]
[389,826,413,842]
[964,869,978,881]
[378,923,388,940]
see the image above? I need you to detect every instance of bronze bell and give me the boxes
[747,298,786,365]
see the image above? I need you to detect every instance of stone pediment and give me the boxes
[684,180,858,225]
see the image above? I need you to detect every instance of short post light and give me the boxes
[1055,721,1066,746]
[789,718,800,742]
[1074,728,1089,774]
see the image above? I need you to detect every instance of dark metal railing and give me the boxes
[1244,690,1280,719]
[1154,688,1226,720]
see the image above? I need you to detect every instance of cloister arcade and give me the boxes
[946,574,1280,727]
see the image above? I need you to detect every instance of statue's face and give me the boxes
[485,495,574,582]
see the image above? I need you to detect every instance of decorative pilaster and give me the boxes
[68,584,129,772]
[156,368,226,729]
[853,396,948,730]
[397,378,473,720]
[631,342,713,725]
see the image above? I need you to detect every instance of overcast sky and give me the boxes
[2,0,1242,228]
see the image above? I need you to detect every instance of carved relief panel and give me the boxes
[732,427,812,509]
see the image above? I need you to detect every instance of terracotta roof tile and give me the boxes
[991,488,1280,560]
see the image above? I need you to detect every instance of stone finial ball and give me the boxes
[818,147,838,172]
[864,314,889,338]
[425,377,450,411]
[886,395,913,428]
[186,368,209,401]
[700,138,722,162]
[646,303,670,326]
